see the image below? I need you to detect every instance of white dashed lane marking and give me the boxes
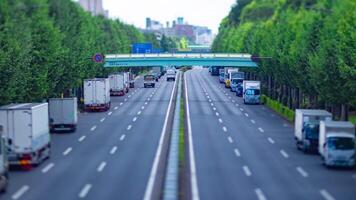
[243,166,252,176]
[251,119,256,124]
[78,135,86,142]
[133,117,137,122]
[268,137,275,144]
[255,188,267,200]
[12,185,30,200]
[120,134,126,141]
[296,166,308,177]
[97,162,107,172]
[258,127,264,133]
[244,113,249,117]
[127,125,132,131]
[223,126,227,132]
[120,102,123,106]
[213,107,216,111]
[90,126,97,131]
[280,150,289,158]
[320,189,335,200]
[79,184,92,199]
[100,118,105,122]
[108,111,112,116]
[228,137,233,143]
[110,146,118,155]
[137,111,142,115]
[41,163,55,174]
[63,147,73,156]
[114,106,118,110]
[234,148,241,157]
[215,112,220,116]
[218,118,223,123]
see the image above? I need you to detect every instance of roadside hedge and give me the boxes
[261,95,295,122]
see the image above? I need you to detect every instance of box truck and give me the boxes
[123,72,130,93]
[129,73,135,88]
[243,81,261,104]
[219,71,225,83]
[319,120,355,168]
[295,109,332,153]
[109,74,125,96]
[152,67,162,80]
[144,74,156,88]
[224,68,239,88]
[166,69,176,81]
[230,72,245,92]
[0,126,8,192]
[0,103,51,166]
[49,98,78,132]
[84,78,111,112]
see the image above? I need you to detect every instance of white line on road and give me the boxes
[78,135,86,142]
[244,113,249,117]
[63,147,72,156]
[228,136,233,143]
[137,111,142,115]
[267,137,275,144]
[114,106,118,110]
[232,100,235,103]
[255,188,267,200]
[228,96,232,99]
[100,118,105,122]
[280,150,289,158]
[296,166,308,177]
[240,108,244,111]
[120,102,123,106]
[148,98,151,101]
[213,107,216,111]
[218,118,223,123]
[210,103,214,106]
[258,127,264,133]
[124,99,127,102]
[12,185,30,200]
[41,163,55,173]
[79,184,92,199]
[223,126,227,132]
[97,162,107,172]
[236,104,239,107]
[243,166,252,176]
[110,146,118,155]
[127,125,132,130]
[90,126,97,131]
[128,95,131,98]
[251,120,256,124]
[145,102,148,105]
[108,111,112,116]
[215,112,220,116]
[120,134,126,141]
[208,99,212,102]
[141,106,145,110]
[234,148,241,157]
[133,117,137,122]
[320,189,335,200]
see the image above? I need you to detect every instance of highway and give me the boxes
[2,76,175,200]
[185,69,356,200]
[1,68,355,200]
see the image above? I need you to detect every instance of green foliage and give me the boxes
[349,114,356,125]
[0,0,146,105]
[261,95,295,122]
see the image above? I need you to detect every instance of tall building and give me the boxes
[78,0,108,18]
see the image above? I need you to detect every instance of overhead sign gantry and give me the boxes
[103,53,258,67]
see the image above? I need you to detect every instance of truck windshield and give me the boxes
[232,79,239,84]
[327,137,355,150]
[220,73,224,77]
[245,89,260,95]
[144,76,154,81]
[304,124,319,140]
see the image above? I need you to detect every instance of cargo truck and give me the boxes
[243,81,261,104]
[230,72,245,92]
[49,98,78,132]
[0,103,51,166]
[144,74,156,88]
[123,72,130,93]
[219,72,225,83]
[319,121,355,168]
[84,78,111,112]
[224,68,239,88]
[129,73,135,88]
[152,67,162,80]
[0,126,8,193]
[166,69,176,81]
[295,109,332,153]
[109,74,125,96]
[211,66,220,76]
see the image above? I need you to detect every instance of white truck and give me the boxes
[109,74,125,96]
[319,120,355,168]
[243,81,261,104]
[123,72,130,93]
[84,78,111,112]
[295,109,332,153]
[144,74,156,88]
[166,69,176,81]
[49,98,78,132]
[0,103,51,166]
[0,126,8,193]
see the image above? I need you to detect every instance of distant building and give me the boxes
[78,0,109,18]
[146,17,163,30]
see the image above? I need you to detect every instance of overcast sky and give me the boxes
[101,0,237,34]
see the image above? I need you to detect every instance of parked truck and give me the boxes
[219,71,225,83]
[0,103,51,166]
[49,98,78,132]
[144,74,156,88]
[123,72,130,93]
[109,74,125,96]
[243,81,261,104]
[224,68,239,88]
[295,109,332,153]
[84,78,111,112]
[0,126,8,193]
[166,69,176,81]
[230,72,245,92]
[319,120,355,168]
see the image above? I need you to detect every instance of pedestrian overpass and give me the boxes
[104,53,258,68]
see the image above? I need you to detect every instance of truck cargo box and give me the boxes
[84,78,111,112]
[109,74,125,96]
[49,98,78,132]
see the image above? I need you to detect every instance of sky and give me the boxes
[102,0,237,34]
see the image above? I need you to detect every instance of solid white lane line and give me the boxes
[251,119,256,124]
[100,118,105,122]
[120,134,126,141]
[320,189,335,200]
[234,148,241,157]
[228,137,233,143]
[108,111,112,116]
[215,112,219,116]
[280,150,289,158]
[79,184,92,199]
[267,137,275,144]
[78,135,86,142]
[213,107,216,111]
[137,111,142,115]
[243,166,252,176]
[258,127,264,133]
[218,118,223,123]
[144,72,180,200]
[120,102,123,106]
[110,146,118,155]
[97,162,107,172]
[12,185,30,200]
[244,113,249,117]
[133,117,137,122]
[63,147,72,156]
[114,106,118,110]
[255,188,267,200]
[223,126,227,132]
[41,163,55,173]
[296,166,308,177]
[90,126,97,131]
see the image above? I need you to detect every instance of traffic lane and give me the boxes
[87,79,173,200]
[198,70,322,200]
[186,70,256,200]
[202,70,356,199]
[2,79,161,200]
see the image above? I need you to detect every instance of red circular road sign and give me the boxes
[93,54,104,63]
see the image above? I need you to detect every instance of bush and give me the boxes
[262,95,295,122]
